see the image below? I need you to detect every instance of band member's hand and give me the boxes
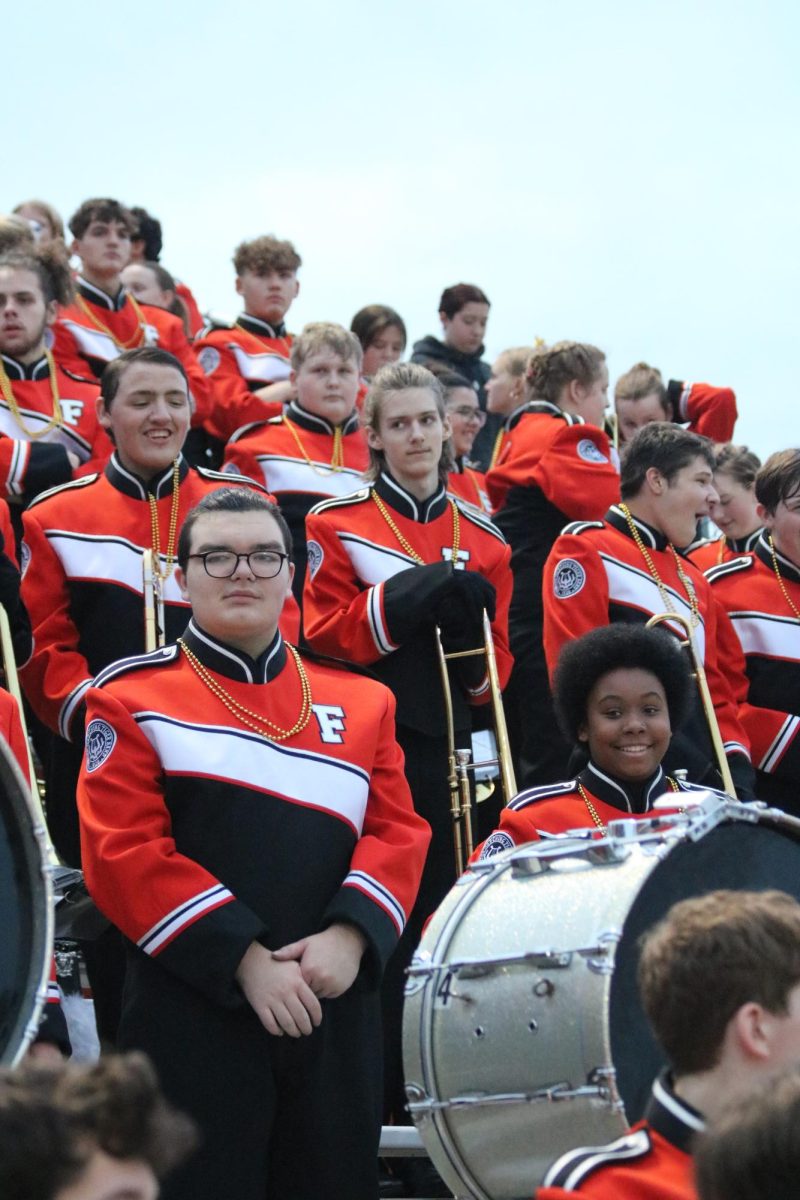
[254,379,295,406]
[272,923,368,999]
[235,941,322,1038]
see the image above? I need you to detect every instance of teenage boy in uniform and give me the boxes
[537,890,800,1199]
[77,487,430,1200]
[194,235,301,444]
[542,424,753,797]
[52,199,211,430]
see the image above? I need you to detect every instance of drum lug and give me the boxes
[584,930,620,974]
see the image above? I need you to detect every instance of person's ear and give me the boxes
[174,564,190,602]
[645,466,665,496]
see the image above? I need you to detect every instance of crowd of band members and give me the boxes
[1,195,800,1199]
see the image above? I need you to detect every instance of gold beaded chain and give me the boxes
[234,322,291,359]
[147,459,182,582]
[284,416,345,474]
[619,503,699,628]
[577,777,680,832]
[178,638,312,741]
[767,535,800,620]
[0,350,64,439]
[75,291,149,350]
[371,490,460,565]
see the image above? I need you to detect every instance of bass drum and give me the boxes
[0,737,53,1064]
[403,804,800,1200]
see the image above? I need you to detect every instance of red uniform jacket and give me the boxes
[474,763,696,859]
[77,622,431,1003]
[447,459,491,513]
[536,1074,700,1199]
[174,280,204,338]
[19,453,299,739]
[667,379,736,443]
[303,471,512,736]
[542,507,751,789]
[687,529,760,572]
[0,354,111,500]
[52,278,211,427]
[195,315,292,442]
[706,536,800,807]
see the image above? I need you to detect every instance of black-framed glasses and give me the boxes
[188,550,290,579]
[449,406,486,427]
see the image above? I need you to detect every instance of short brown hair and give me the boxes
[755,449,800,516]
[290,321,362,373]
[694,1065,800,1200]
[100,346,188,410]
[614,362,669,411]
[0,1052,196,1200]
[439,283,490,317]
[525,340,606,407]
[350,304,407,352]
[362,361,452,485]
[620,423,714,499]
[69,198,136,240]
[638,890,800,1075]
[177,487,292,568]
[233,235,301,276]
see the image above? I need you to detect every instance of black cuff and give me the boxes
[666,379,683,421]
[25,444,74,498]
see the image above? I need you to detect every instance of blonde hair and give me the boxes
[362,362,452,484]
[526,340,605,406]
[290,322,363,373]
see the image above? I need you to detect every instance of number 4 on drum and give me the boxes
[435,972,472,1006]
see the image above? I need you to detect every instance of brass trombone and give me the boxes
[143,550,166,652]
[645,611,736,798]
[435,610,518,874]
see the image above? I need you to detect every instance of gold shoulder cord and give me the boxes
[0,350,63,439]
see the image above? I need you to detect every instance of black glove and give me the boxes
[435,570,497,647]
[382,562,455,644]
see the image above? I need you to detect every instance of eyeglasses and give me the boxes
[187,550,290,579]
[449,406,486,427]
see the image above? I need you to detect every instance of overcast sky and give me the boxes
[5,0,798,458]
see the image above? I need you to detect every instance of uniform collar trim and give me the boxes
[580,762,666,815]
[237,313,287,339]
[374,469,448,522]
[182,619,286,684]
[731,528,762,554]
[286,399,359,436]
[77,276,127,312]
[756,531,800,583]
[504,399,565,431]
[645,1072,705,1151]
[105,452,190,499]
[607,504,670,552]
[0,353,50,382]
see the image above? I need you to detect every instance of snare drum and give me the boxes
[0,737,52,1064]
[403,801,800,1200]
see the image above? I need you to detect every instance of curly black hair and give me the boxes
[553,623,692,745]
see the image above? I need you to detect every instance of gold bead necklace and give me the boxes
[146,459,182,583]
[284,416,345,474]
[371,489,460,565]
[619,503,699,628]
[0,350,64,439]
[577,777,680,832]
[234,322,291,360]
[75,291,150,350]
[767,535,800,620]
[178,638,312,741]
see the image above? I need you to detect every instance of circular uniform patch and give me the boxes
[480,831,515,860]
[307,540,324,580]
[19,541,31,579]
[553,558,586,599]
[577,438,609,464]
[85,719,117,772]
[198,346,221,375]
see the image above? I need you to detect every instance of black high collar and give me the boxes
[579,762,669,815]
[105,452,190,500]
[182,619,287,684]
[286,399,360,437]
[77,276,128,312]
[730,528,762,554]
[0,353,50,382]
[607,504,671,553]
[645,1072,704,1153]
[757,530,800,584]
[374,469,448,523]
[504,399,574,432]
[237,313,287,339]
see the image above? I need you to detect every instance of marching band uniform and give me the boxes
[542,505,753,796]
[52,278,211,428]
[303,469,512,1122]
[194,314,292,443]
[485,402,620,786]
[223,401,369,603]
[77,621,430,1200]
[535,1073,700,1199]
[0,353,110,503]
[476,763,698,859]
[447,456,492,513]
[663,378,737,444]
[706,534,800,813]
[687,528,761,572]
[19,453,286,865]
